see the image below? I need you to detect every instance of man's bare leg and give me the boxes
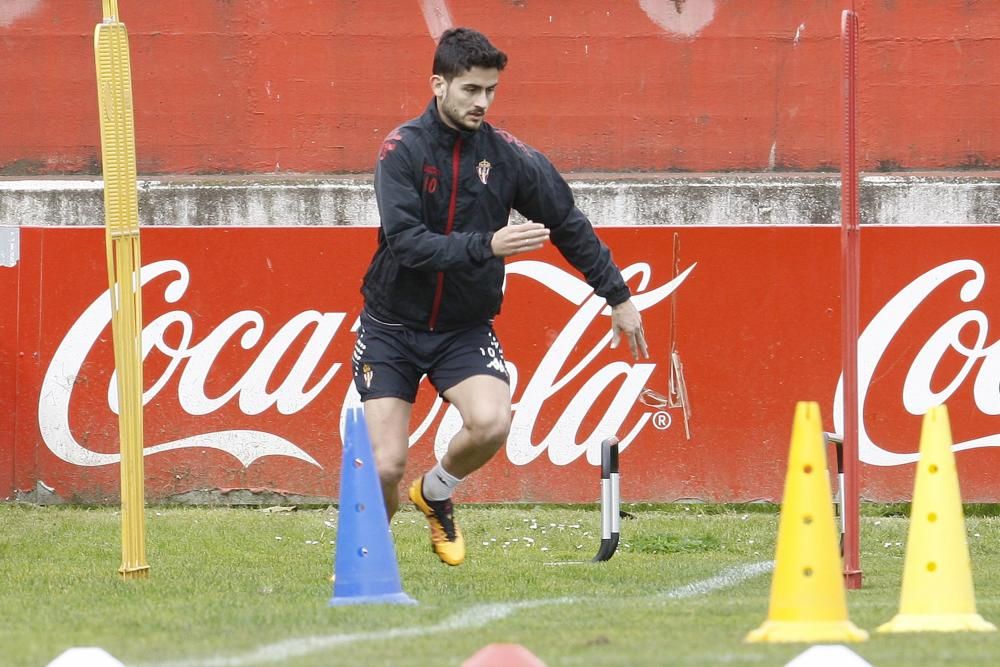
[408,375,511,566]
[439,375,512,478]
[361,396,412,518]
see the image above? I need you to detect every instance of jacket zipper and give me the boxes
[428,137,462,330]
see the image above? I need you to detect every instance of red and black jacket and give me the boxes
[362,98,631,331]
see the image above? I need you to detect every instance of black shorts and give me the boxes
[352,310,510,403]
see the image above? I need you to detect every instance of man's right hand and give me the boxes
[490,222,550,257]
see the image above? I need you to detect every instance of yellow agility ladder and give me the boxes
[94,0,148,579]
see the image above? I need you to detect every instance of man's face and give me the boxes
[432,67,499,132]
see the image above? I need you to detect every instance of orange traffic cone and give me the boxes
[746,402,867,643]
[462,644,546,667]
[877,405,996,633]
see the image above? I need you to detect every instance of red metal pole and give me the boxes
[840,8,863,589]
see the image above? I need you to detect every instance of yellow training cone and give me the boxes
[877,405,996,633]
[746,402,868,643]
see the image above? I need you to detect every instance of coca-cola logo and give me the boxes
[39,259,695,469]
[834,259,1000,465]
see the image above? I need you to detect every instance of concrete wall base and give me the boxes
[2,172,997,228]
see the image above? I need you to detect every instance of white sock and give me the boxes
[422,462,463,501]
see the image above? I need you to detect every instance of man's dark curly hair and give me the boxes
[433,28,508,80]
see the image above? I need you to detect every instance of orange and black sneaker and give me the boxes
[409,477,465,566]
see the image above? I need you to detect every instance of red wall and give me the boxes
[1,0,997,175]
[5,225,1000,504]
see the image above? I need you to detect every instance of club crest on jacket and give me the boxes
[477,159,491,185]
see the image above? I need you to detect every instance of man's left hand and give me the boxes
[610,300,648,360]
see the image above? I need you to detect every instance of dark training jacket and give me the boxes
[362,98,631,331]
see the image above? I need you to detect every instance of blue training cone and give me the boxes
[329,407,417,606]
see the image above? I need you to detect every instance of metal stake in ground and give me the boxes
[593,437,620,562]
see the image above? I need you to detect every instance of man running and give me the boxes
[353,27,647,565]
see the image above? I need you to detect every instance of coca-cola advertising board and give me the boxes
[2,225,1000,504]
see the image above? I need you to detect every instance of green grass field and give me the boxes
[3,503,1000,666]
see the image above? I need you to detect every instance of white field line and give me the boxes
[143,561,772,667]
[660,560,774,599]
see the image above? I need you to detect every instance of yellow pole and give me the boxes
[94,0,149,579]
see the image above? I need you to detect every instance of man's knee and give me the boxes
[464,405,512,448]
[362,396,413,488]
[372,448,408,487]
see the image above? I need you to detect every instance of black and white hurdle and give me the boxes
[592,436,621,562]
[824,432,846,555]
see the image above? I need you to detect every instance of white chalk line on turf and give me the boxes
[142,561,772,667]
[661,560,773,599]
